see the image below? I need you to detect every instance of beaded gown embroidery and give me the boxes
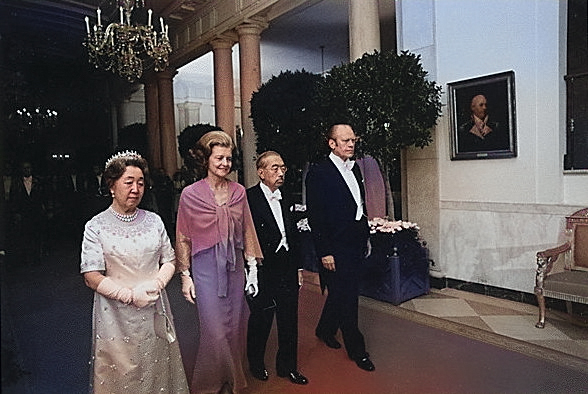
[80,209,188,394]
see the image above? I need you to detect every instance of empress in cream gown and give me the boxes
[81,209,188,394]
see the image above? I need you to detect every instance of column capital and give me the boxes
[235,18,269,37]
[211,33,237,50]
[142,67,177,84]
[155,67,178,82]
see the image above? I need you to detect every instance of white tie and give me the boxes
[344,160,355,171]
[270,189,282,201]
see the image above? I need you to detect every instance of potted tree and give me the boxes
[315,50,442,302]
[250,70,323,200]
[316,50,442,217]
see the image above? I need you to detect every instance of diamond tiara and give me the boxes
[105,150,143,169]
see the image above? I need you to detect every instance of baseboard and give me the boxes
[430,276,588,317]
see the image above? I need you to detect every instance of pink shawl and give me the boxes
[176,179,263,296]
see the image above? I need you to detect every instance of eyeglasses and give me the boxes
[267,164,288,173]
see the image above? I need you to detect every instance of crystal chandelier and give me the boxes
[10,107,58,130]
[83,0,172,82]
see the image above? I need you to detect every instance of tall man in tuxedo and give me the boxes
[305,123,375,372]
[246,151,308,385]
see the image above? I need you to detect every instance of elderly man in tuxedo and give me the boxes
[305,123,375,372]
[246,151,308,385]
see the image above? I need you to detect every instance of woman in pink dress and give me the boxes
[176,131,263,394]
[80,151,189,394]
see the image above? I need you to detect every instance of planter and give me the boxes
[359,230,430,305]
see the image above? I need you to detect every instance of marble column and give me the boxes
[349,0,386,216]
[176,101,202,133]
[349,0,380,61]
[144,74,161,169]
[236,20,267,187]
[211,36,236,142]
[156,68,178,177]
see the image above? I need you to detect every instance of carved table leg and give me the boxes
[535,292,546,329]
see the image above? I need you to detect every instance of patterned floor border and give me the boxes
[358,294,588,375]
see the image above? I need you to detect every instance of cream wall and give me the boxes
[397,0,588,293]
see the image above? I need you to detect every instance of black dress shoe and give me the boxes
[250,367,269,381]
[316,333,341,349]
[355,356,375,371]
[277,370,309,385]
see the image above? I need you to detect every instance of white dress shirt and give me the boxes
[329,152,363,220]
[23,176,33,195]
[260,182,289,253]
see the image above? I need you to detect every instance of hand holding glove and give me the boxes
[96,277,133,305]
[132,280,160,308]
[244,257,259,297]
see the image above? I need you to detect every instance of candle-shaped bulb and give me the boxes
[165,24,169,39]
[120,7,124,24]
[160,17,165,33]
[85,16,90,34]
[97,8,101,26]
[147,9,153,27]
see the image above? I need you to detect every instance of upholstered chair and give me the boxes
[534,208,588,328]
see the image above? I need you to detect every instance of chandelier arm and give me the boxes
[83,2,171,82]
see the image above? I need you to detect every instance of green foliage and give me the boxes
[250,51,442,198]
[178,123,223,170]
[317,50,442,170]
[251,70,323,162]
[251,70,324,193]
[117,123,148,156]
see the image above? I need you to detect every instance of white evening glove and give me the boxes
[96,277,133,304]
[132,280,160,308]
[244,257,259,297]
[365,238,372,258]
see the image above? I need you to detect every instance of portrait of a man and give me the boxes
[449,71,517,160]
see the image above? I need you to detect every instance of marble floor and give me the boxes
[3,251,587,394]
[303,270,588,366]
[397,287,588,361]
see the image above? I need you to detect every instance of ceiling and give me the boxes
[0,0,394,78]
[0,0,208,65]
[0,0,395,168]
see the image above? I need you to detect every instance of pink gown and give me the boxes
[176,180,262,394]
[81,209,189,394]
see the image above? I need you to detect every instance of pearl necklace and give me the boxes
[109,206,139,222]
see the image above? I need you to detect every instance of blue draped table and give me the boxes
[300,229,430,305]
[359,230,430,305]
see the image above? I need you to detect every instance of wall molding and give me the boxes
[440,200,585,216]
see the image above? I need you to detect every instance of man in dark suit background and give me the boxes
[246,151,308,385]
[83,164,110,220]
[9,161,48,264]
[305,123,375,372]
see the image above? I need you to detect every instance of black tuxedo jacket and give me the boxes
[9,176,46,217]
[305,158,369,261]
[246,183,301,272]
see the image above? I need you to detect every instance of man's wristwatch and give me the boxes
[179,270,190,277]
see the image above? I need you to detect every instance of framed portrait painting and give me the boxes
[448,71,517,160]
